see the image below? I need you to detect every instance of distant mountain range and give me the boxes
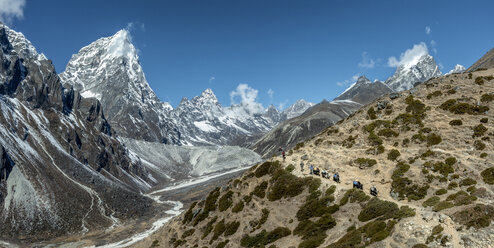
[60,30,315,146]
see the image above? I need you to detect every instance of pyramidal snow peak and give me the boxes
[385,53,442,92]
[282,99,314,119]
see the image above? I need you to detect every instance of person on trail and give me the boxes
[333,172,340,183]
[370,186,378,196]
[282,151,286,161]
[353,180,363,190]
[309,164,314,175]
[300,162,304,172]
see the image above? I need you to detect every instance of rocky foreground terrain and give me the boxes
[137,67,494,248]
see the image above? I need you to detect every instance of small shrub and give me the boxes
[474,140,486,150]
[367,107,377,120]
[387,149,401,161]
[432,162,454,176]
[358,198,399,222]
[480,94,494,103]
[394,206,416,219]
[423,196,440,207]
[445,157,457,166]
[421,150,435,158]
[211,219,226,243]
[201,217,218,239]
[368,132,383,146]
[294,142,305,150]
[255,161,280,178]
[481,168,494,184]
[340,188,370,206]
[194,188,221,225]
[433,201,454,212]
[447,191,477,206]
[256,208,270,229]
[480,153,488,158]
[285,164,295,173]
[427,90,443,99]
[473,124,488,137]
[182,228,195,239]
[468,73,473,79]
[183,201,198,224]
[218,191,234,212]
[449,119,463,126]
[447,89,456,95]
[435,189,447,195]
[224,221,240,236]
[426,133,442,146]
[448,182,458,189]
[240,227,291,247]
[216,240,229,248]
[467,186,477,194]
[480,118,488,123]
[452,204,494,229]
[460,178,477,187]
[232,201,245,213]
[378,128,399,137]
[475,77,485,85]
[354,158,377,168]
[402,138,410,147]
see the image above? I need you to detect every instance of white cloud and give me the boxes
[0,0,26,23]
[425,26,431,34]
[337,74,360,87]
[430,40,436,46]
[230,83,264,114]
[267,89,274,98]
[358,52,376,68]
[387,42,429,68]
[209,77,215,84]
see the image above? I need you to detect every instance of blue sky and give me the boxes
[2,0,494,109]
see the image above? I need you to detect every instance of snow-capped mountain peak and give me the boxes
[3,24,47,61]
[105,29,136,60]
[446,64,466,75]
[282,99,314,119]
[385,53,442,92]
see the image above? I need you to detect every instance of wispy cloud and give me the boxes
[358,51,376,68]
[209,76,215,84]
[337,74,360,87]
[278,100,288,110]
[0,0,26,23]
[387,42,428,67]
[425,26,431,35]
[267,89,274,99]
[230,83,264,114]
[126,22,145,32]
[430,40,437,54]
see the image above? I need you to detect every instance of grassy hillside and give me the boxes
[137,68,494,248]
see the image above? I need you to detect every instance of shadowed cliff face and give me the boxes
[0,23,153,242]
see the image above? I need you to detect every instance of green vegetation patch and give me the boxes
[481,167,494,184]
[431,161,454,176]
[449,119,463,126]
[340,188,371,206]
[354,158,377,168]
[446,191,477,206]
[218,190,234,212]
[216,240,229,248]
[387,149,401,161]
[426,133,442,146]
[440,99,489,115]
[433,201,454,212]
[194,187,221,225]
[255,161,281,178]
[358,198,399,222]
[224,221,240,236]
[201,216,218,239]
[296,191,338,221]
[183,201,198,224]
[378,128,399,137]
[330,220,397,248]
[294,214,336,247]
[473,124,488,137]
[285,164,295,173]
[232,201,245,213]
[240,227,291,247]
[423,196,440,208]
[251,181,268,198]
[267,167,319,201]
[480,93,494,103]
[435,189,448,195]
[427,90,443,99]
[367,107,378,120]
[391,162,429,201]
[460,178,477,187]
[452,204,494,229]
[474,140,486,150]
[210,219,226,243]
